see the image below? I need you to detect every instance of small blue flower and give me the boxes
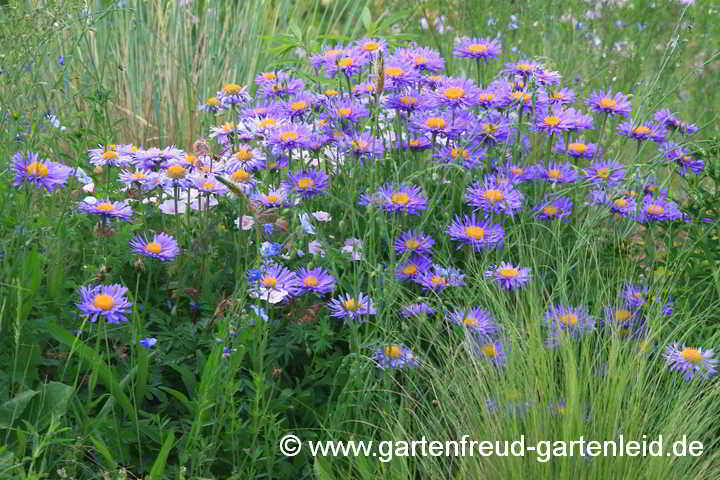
[249,304,269,322]
[298,212,316,235]
[139,337,157,348]
[263,223,274,234]
[58,56,65,66]
[260,241,283,257]
[247,268,263,282]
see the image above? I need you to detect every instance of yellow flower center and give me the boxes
[543,206,559,216]
[614,198,628,208]
[544,116,561,127]
[206,97,219,106]
[325,49,344,57]
[451,147,469,159]
[409,140,422,146]
[568,143,588,154]
[516,63,533,71]
[93,294,115,311]
[258,118,277,128]
[599,98,617,109]
[385,66,405,77]
[633,126,651,136]
[468,44,489,54]
[146,242,163,254]
[384,345,403,359]
[414,56,427,64]
[338,57,353,68]
[263,277,277,288]
[511,91,532,104]
[426,117,446,129]
[402,264,417,275]
[303,276,318,287]
[203,182,215,190]
[511,167,524,175]
[235,149,253,161]
[344,299,359,311]
[231,169,251,182]
[337,108,352,117]
[263,72,277,80]
[325,89,340,96]
[223,83,244,95]
[482,344,498,357]
[400,96,417,105]
[552,92,566,99]
[266,194,281,204]
[483,189,505,203]
[280,131,299,142]
[253,108,268,116]
[614,309,632,322]
[431,275,447,286]
[682,348,704,364]
[499,267,519,278]
[96,203,115,212]
[131,172,146,180]
[596,168,610,179]
[363,42,380,51]
[478,93,495,102]
[26,162,49,177]
[291,101,308,111]
[647,204,665,215]
[465,226,485,240]
[351,140,369,150]
[463,315,478,326]
[391,192,410,205]
[405,239,421,249]
[443,87,466,99]
[167,165,187,179]
[296,177,315,189]
[548,169,563,179]
[103,151,119,160]
[483,123,498,134]
[559,313,578,325]
[222,122,235,132]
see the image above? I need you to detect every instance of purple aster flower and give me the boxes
[471,339,507,366]
[410,110,466,138]
[261,77,306,100]
[663,143,704,176]
[654,109,698,135]
[161,163,192,189]
[474,112,512,145]
[252,188,289,208]
[534,108,575,136]
[622,284,650,309]
[414,264,466,292]
[602,306,640,330]
[386,91,432,114]
[198,96,226,114]
[382,55,422,90]
[359,183,428,216]
[119,169,160,191]
[585,160,625,186]
[341,132,385,160]
[475,83,512,110]
[224,167,258,194]
[509,89,549,114]
[285,169,330,198]
[395,255,432,282]
[566,107,595,132]
[209,122,239,145]
[327,98,370,123]
[401,303,436,318]
[454,37,501,61]
[432,77,481,109]
[394,230,435,258]
[588,90,632,118]
[226,144,266,171]
[664,344,717,381]
[139,337,157,348]
[217,83,250,107]
[465,178,524,216]
[501,164,538,183]
[12,151,72,192]
[447,214,505,251]
[268,124,312,151]
[617,121,665,143]
[447,307,498,335]
[76,284,133,324]
[609,194,637,217]
[250,263,301,302]
[636,195,683,222]
[355,37,388,57]
[323,48,371,78]
[433,143,486,169]
[502,60,544,78]
[544,304,595,340]
[371,344,419,369]
[548,88,576,105]
[192,175,229,195]
[296,267,336,295]
[88,145,132,167]
[535,196,573,221]
[539,162,578,184]
[283,92,317,119]
[328,293,376,322]
[255,70,291,88]
[78,199,133,222]
[351,82,376,97]
[484,262,531,290]
[555,139,598,159]
[395,46,445,72]
[399,136,434,152]
[130,232,180,261]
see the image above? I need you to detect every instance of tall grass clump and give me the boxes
[1,0,719,478]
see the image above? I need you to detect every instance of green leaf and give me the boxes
[360,6,372,31]
[149,430,176,480]
[27,382,74,430]
[0,389,38,428]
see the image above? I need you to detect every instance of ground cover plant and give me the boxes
[1,0,719,479]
